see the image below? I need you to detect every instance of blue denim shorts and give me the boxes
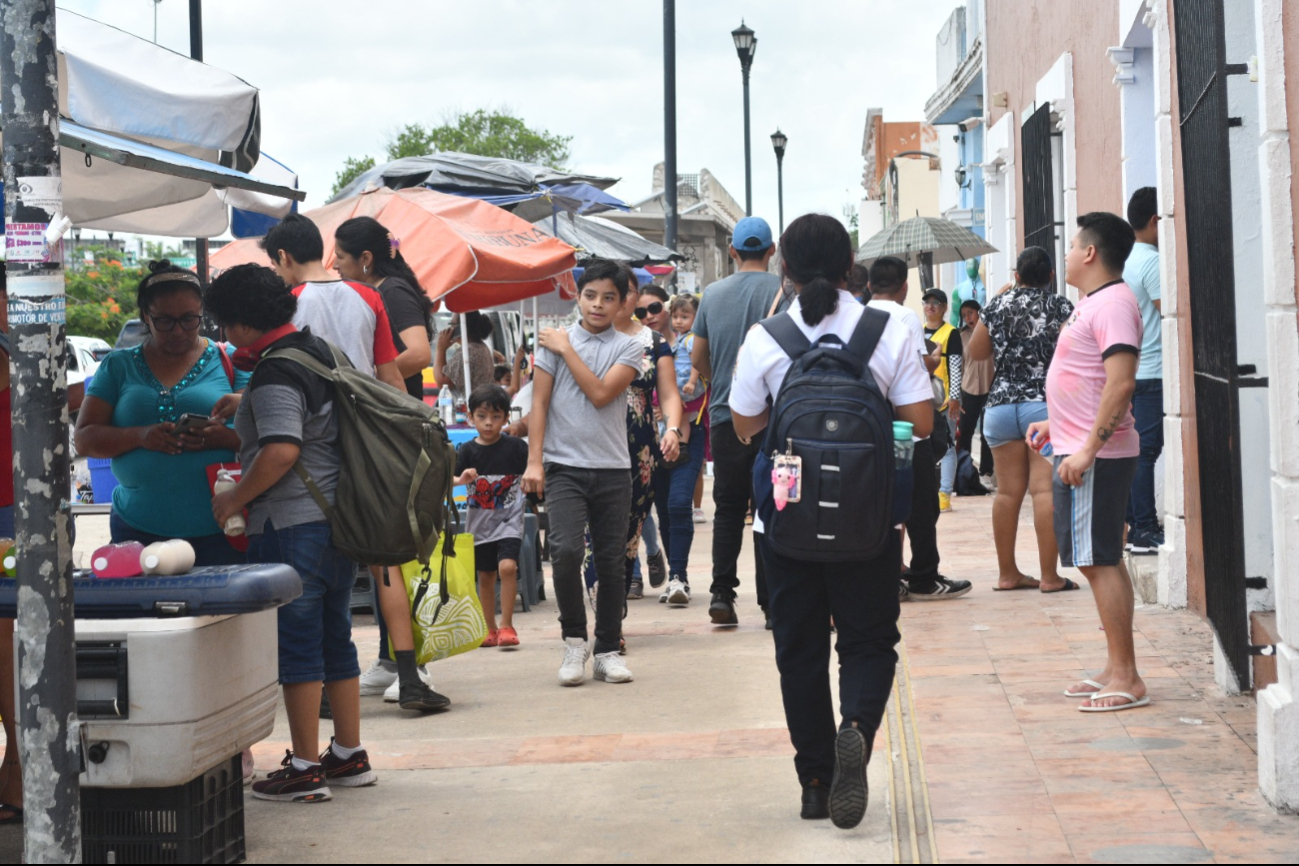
[249,520,360,686]
[982,401,1050,449]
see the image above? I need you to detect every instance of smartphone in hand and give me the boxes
[174,413,211,435]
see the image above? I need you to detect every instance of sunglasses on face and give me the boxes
[634,302,664,320]
[149,312,203,332]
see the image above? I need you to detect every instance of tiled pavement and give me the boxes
[909,493,1299,863]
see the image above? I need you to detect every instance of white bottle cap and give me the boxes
[3,556,14,570]
[94,557,108,571]
[144,555,159,570]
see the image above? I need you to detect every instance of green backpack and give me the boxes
[260,344,457,567]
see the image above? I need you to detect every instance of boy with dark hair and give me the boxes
[922,288,963,512]
[1029,212,1147,712]
[1123,187,1164,553]
[524,258,642,685]
[457,384,529,648]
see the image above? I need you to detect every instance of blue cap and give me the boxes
[731,217,773,252]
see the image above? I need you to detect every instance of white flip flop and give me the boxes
[1078,691,1151,712]
[1063,679,1105,698]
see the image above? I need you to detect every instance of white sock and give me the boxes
[291,756,320,772]
[331,740,364,759]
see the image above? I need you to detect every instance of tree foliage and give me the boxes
[330,109,572,197]
[65,247,144,342]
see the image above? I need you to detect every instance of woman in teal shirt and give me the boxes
[75,261,249,566]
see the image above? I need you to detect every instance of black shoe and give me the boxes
[764,610,773,631]
[398,683,451,712]
[708,592,738,626]
[252,752,331,803]
[627,580,644,600]
[829,728,869,829]
[318,738,378,787]
[801,779,830,819]
[906,575,972,601]
[646,549,668,588]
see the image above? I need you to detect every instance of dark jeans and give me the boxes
[904,438,941,582]
[110,510,247,568]
[957,390,995,476]
[546,464,632,655]
[1126,378,1164,536]
[760,531,902,785]
[710,421,768,608]
[652,422,707,580]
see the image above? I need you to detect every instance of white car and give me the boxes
[68,335,110,387]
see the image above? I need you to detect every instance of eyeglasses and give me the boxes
[634,302,664,320]
[149,313,203,332]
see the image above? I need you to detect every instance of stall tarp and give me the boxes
[533,212,679,265]
[329,152,618,204]
[210,187,578,312]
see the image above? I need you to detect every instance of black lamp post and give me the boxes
[770,128,787,234]
[731,21,757,215]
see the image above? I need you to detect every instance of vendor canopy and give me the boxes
[210,186,578,313]
[0,9,300,236]
[329,153,619,204]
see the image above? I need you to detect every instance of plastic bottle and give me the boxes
[213,469,246,536]
[438,387,454,426]
[892,421,915,468]
[0,540,16,577]
[140,539,196,576]
[1030,430,1054,458]
[91,541,146,579]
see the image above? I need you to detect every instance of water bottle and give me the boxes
[214,469,246,536]
[1030,430,1054,457]
[438,386,454,426]
[91,541,145,579]
[140,539,196,576]
[892,421,915,468]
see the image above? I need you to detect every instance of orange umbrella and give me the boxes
[209,186,578,313]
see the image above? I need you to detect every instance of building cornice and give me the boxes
[924,37,984,124]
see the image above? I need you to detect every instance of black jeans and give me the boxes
[957,390,994,476]
[904,438,941,582]
[709,421,768,608]
[1126,378,1164,536]
[760,531,902,785]
[545,464,632,655]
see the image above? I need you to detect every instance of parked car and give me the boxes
[114,318,149,350]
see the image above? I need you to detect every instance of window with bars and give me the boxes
[1021,103,1063,292]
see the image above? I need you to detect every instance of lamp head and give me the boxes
[732,21,756,66]
[771,129,787,159]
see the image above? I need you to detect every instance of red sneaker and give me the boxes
[481,629,499,648]
[497,626,519,647]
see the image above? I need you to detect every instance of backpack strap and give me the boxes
[759,312,812,360]
[845,307,890,363]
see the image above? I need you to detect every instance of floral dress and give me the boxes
[584,326,671,591]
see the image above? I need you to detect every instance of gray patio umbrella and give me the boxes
[533,212,681,266]
[856,216,997,287]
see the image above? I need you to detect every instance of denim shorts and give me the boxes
[249,520,360,686]
[982,401,1050,449]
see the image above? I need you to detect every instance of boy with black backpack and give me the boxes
[729,216,933,830]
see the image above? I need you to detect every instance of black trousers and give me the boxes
[709,421,768,608]
[760,531,902,785]
[957,390,994,476]
[904,438,941,582]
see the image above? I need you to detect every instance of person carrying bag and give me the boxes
[728,215,934,831]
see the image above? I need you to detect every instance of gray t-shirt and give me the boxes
[533,323,643,470]
[692,270,781,425]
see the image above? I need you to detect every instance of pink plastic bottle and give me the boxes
[91,542,145,579]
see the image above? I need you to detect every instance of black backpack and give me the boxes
[753,308,896,562]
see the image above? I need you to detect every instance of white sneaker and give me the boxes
[359,660,397,696]
[558,637,590,687]
[382,665,432,703]
[592,651,634,683]
[666,578,691,606]
[659,584,670,603]
[693,507,707,524]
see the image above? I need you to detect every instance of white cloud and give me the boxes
[59,0,958,233]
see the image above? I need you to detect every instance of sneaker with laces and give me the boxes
[593,651,634,683]
[692,507,707,524]
[252,752,331,803]
[558,637,590,686]
[659,584,670,603]
[627,580,644,600]
[359,660,397,696]
[709,591,738,625]
[318,738,378,787]
[666,577,691,606]
[382,665,433,703]
[1128,530,1164,554]
[906,575,972,601]
[829,728,869,829]
[397,682,451,712]
[899,581,911,603]
[646,549,668,588]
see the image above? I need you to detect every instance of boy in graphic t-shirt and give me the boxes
[455,384,529,649]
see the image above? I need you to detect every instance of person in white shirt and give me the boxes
[865,257,972,601]
[729,216,933,829]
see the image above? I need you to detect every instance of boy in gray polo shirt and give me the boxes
[523,259,642,687]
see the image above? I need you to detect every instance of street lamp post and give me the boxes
[731,21,756,216]
[771,128,787,234]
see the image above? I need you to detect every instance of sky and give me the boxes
[59,0,960,233]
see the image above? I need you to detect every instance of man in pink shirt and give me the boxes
[1028,212,1146,713]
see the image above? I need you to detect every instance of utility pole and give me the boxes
[663,0,678,292]
[1,1,82,861]
[189,0,210,293]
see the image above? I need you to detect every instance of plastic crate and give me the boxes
[81,754,246,865]
[87,456,118,504]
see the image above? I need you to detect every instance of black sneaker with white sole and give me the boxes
[318,738,378,787]
[646,549,668,588]
[905,575,972,601]
[829,727,869,829]
[708,592,738,625]
[252,752,331,803]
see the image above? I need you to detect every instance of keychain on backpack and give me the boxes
[772,440,803,511]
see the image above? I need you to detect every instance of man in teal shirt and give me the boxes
[1123,188,1163,553]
